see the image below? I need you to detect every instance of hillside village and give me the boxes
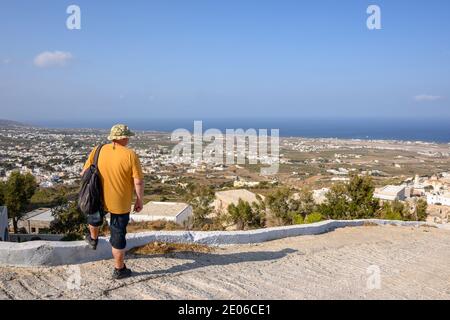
[1,125,450,241]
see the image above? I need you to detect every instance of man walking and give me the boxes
[82,124,144,279]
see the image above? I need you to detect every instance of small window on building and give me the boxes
[31,227,36,233]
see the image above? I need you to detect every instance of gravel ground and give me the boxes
[1,225,450,300]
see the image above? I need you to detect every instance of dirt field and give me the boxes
[1,225,450,300]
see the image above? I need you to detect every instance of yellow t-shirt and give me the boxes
[83,143,144,214]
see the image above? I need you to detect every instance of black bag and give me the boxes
[78,145,105,215]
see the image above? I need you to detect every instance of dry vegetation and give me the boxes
[129,241,214,255]
[362,221,379,227]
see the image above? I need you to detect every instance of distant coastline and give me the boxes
[3,118,450,144]
[0,119,33,128]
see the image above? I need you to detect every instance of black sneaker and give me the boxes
[112,265,132,280]
[85,233,98,250]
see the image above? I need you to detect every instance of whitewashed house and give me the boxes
[17,208,55,234]
[427,192,450,206]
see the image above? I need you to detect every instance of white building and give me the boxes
[18,208,55,234]
[0,206,8,241]
[233,180,260,188]
[327,168,349,175]
[131,201,193,225]
[427,192,450,206]
[374,185,406,201]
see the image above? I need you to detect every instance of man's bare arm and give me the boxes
[133,178,144,212]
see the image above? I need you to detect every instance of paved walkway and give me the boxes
[1,225,450,300]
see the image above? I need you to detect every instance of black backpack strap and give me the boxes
[93,144,105,167]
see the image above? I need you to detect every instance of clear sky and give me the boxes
[0,0,449,123]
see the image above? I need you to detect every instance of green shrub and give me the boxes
[61,233,84,241]
[382,211,403,221]
[379,200,406,221]
[290,212,304,225]
[266,187,315,226]
[415,199,428,221]
[305,212,323,224]
[227,199,265,230]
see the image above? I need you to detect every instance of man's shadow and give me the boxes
[127,248,298,277]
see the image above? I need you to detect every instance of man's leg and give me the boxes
[86,211,104,250]
[112,247,125,269]
[109,213,131,279]
[89,224,99,240]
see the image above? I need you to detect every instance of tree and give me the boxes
[318,183,349,219]
[251,194,267,225]
[0,181,5,206]
[4,172,37,233]
[294,188,316,217]
[184,184,215,229]
[227,199,265,230]
[50,195,87,240]
[318,174,379,220]
[346,174,379,219]
[265,188,294,225]
[265,187,316,225]
[414,198,428,221]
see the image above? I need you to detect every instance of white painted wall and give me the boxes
[0,219,441,267]
[427,194,450,206]
[176,206,193,225]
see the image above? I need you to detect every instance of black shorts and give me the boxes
[87,211,105,227]
[108,213,130,250]
[87,212,130,250]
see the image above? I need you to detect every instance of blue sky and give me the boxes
[0,0,449,123]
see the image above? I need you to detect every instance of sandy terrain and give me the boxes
[1,225,450,300]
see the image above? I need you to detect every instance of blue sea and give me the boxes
[34,118,450,143]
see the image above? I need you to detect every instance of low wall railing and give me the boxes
[0,219,442,267]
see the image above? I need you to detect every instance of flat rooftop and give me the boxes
[215,189,261,204]
[22,208,54,222]
[375,185,405,195]
[135,202,190,217]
